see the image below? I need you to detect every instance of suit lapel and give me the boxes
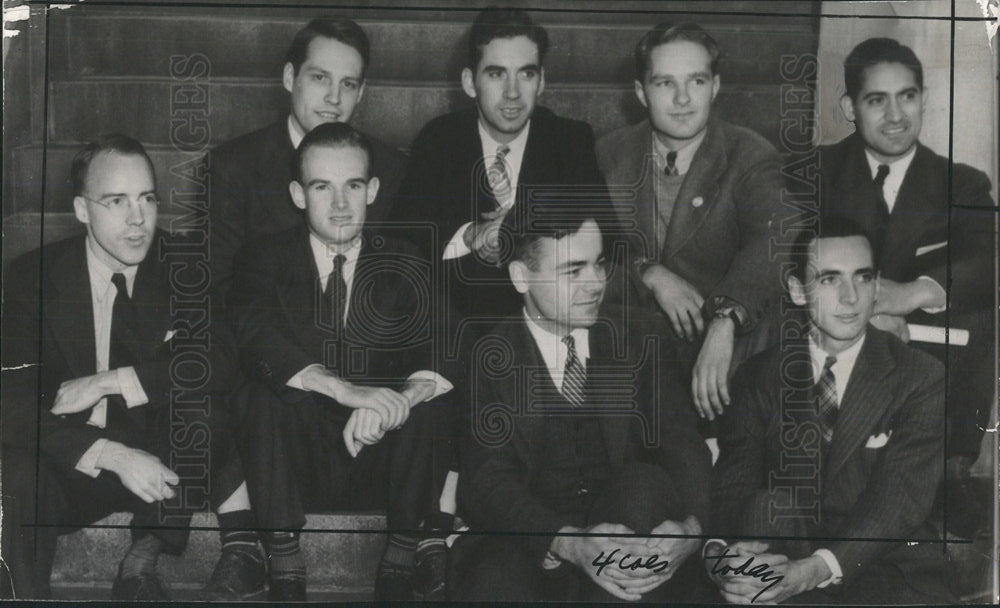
[42,238,97,379]
[606,121,659,259]
[589,321,631,467]
[281,227,326,360]
[662,120,725,260]
[825,331,896,482]
[881,144,938,276]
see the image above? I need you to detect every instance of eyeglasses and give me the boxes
[80,193,160,212]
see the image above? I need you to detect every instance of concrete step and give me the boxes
[49,11,815,86]
[50,511,386,592]
[46,80,782,148]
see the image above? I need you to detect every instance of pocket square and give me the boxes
[865,430,892,448]
[915,241,947,256]
[163,329,177,342]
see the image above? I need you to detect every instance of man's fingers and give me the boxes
[688,308,705,335]
[717,370,731,407]
[666,310,686,340]
[595,576,641,601]
[161,469,180,486]
[692,374,713,420]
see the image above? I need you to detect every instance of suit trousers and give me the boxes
[449,462,709,602]
[233,382,449,532]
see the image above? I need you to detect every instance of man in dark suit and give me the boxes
[226,123,453,601]
[1,135,243,600]
[206,17,406,299]
[451,207,711,601]
[389,6,616,331]
[596,22,788,422]
[706,218,954,604]
[819,38,995,474]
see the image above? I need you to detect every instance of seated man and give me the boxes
[1,135,244,600]
[451,207,711,602]
[226,122,453,601]
[706,217,955,604]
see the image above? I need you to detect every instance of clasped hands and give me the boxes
[551,515,701,601]
[704,541,830,604]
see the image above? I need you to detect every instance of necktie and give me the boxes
[815,355,839,445]
[873,164,890,251]
[487,145,512,208]
[561,335,587,408]
[324,254,348,329]
[664,150,678,176]
[108,273,137,429]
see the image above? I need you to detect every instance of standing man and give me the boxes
[390,6,615,329]
[452,207,711,602]
[1,135,246,600]
[596,22,787,421]
[207,17,406,298]
[707,219,955,604]
[819,37,995,489]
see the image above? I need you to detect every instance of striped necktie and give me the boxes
[815,355,839,444]
[561,334,587,408]
[487,145,512,208]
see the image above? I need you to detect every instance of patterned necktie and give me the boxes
[815,355,839,444]
[664,150,679,176]
[108,273,137,429]
[561,335,587,408]
[324,254,347,329]
[487,144,512,208]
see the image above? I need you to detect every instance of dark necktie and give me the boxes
[324,254,347,329]
[664,150,679,176]
[873,164,890,250]
[108,273,138,429]
[815,355,839,445]
[561,335,587,408]
[487,145,512,208]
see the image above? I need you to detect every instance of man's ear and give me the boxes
[290,181,306,210]
[73,196,90,225]
[634,80,648,109]
[788,275,807,307]
[461,67,477,99]
[839,94,856,123]
[710,73,720,102]
[874,272,881,302]
[537,66,546,97]
[509,260,530,294]
[365,176,380,206]
[357,80,366,105]
[282,62,295,94]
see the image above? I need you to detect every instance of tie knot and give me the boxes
[111,273,129,298]
[664,150,678,175]
[332,254,346,274]
[874,164,890,186]
[823,355,837,372]
[562,334,576,353]
[496,145,509,161]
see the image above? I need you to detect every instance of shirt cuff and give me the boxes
[812,548,843,587]
[75,438,109,478]
[117,366,148,407]
[916,276,947,313]
[442,222,473,260]
[702,538,729,558]
[406,370,454,400]
[286,363,325,390]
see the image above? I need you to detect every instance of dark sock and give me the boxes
[380,534,417,573]
[218,510,260,558]
[423,511,455,536]
[266,532,305,581]
[120,534,162,580]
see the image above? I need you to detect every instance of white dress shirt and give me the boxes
[442,120,532,260]
[522,309,590,392]
[652,128,706,177]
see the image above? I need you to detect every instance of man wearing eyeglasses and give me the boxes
[1,134,244,600]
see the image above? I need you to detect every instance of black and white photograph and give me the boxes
[1,0,997,603]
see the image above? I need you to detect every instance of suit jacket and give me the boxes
[1,233,237,471]
[596,118,787,326]
[458,310,712,560]
[206,119,407,298]
[819,134,995,317]
[712,327,946,589]
[391,106,615,321]
[226,225,433,399]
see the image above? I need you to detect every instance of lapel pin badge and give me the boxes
[692,196,704,208]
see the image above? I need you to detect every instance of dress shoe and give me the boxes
[202,549,266,600]
[374,565,413,601]
[268,576,306,601]
[110,563,167,600]
[413,538,448,601]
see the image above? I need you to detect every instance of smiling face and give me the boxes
[73,151,158,270]
[841,61,924,163]
[284,36,366,134]
[789,235,878,355]
[635,39,720,149]
[461,35,544,144]
[290,144,379,251]
[509,219,607,336]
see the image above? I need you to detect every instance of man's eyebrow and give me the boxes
[813,269,844,279]
[305,178,330,187]
[555,260,587,271]
[854,266,877,276]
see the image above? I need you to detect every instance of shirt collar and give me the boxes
[308,232,363,280]
[523,308,590,375]
[808,332,866,381]
[85,236,139,302]
[652,127,707,176]
[864,146,916,187]
[288,115,306,149]
[478,119,530,165]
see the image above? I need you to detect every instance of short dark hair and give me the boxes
[790,215,875,283]
[634,21,721,81]
[467,6,549,70]
[291,121,373,184]
[286,17,370,78]
[844,37,923,101]
[71,134,155,197]
[501,204,596,271]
